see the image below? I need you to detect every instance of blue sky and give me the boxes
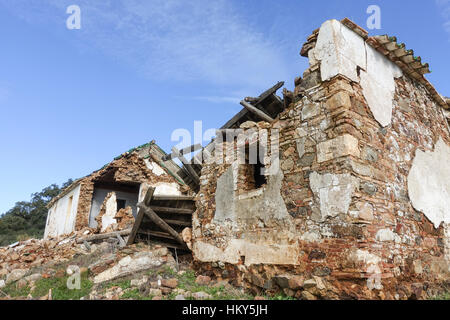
[0,0,449,214]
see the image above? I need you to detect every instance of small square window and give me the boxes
[117,199,126,210]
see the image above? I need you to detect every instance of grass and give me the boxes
[176,270,253,300]
[120,288,153,300]
[430,292,450,300]
[32,270,93,300]
[1,282,32,298]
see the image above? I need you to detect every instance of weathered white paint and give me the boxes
[193,239,301,266]
[314,19,366,83]
[309,172,359,222]
[408,138,450,228]
[360,45,402,127]
[214,162,289,223]
[44,183,81,239]
[376,228,401,243]
[99,192,117,232]
[88,188,139,228]
[94,248,172,283]
[313,19,403,127]
[153,182,182,196]
[144,159,166,176]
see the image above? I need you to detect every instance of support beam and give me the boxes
[240,100,274,123]
[171,147,200,185]
[137,202,187,247]
[162,143,203,161]
[127,188,155,245]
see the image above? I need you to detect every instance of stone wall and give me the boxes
[191,20,450,299]
[45,146,187,238]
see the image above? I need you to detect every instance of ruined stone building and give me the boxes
[42,18,450,299]
[44,141,189,239]
[188,18,450,299]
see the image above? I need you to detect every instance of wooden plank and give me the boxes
[126,188,155,245]
[149,206,194,214]
[138,202,186,246]
[172,147,200,185]
[252,81,284,105]
[77,228,132,244]
[139,230,173,239]
[240,100,274,122]
[152,195,195,201]
[164,219,191,227]
[136,237,188,250]
[162,144,203,161]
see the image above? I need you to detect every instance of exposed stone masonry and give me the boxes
[191,19,450,299]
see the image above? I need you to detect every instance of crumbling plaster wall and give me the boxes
[69,152,184,232]
[88,188,139,228]
[313,19,403,127]
[44,183,81,239]
[192,19,450,299]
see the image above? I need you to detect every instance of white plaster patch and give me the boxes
[153,182,182,196]
[360,45,402,127]
[376,228,401,243]
[101,192,117,232]
[407,138,450,228]
[144,159,166,176]
[192,239,301,266]
[309,171,359,222]
[314,19,366,82]
[313,19,403,127]
[300,231,322,242]
[214,163,290,223]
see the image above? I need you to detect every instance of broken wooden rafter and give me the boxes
[161,143,203,161]
[136,188,187,248]
[240,100,275,123]
[76,228,132,244]
[126,187,156,245]
[171,146,200,186]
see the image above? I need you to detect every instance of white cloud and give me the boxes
[192,96,241,104]
[0,0,292,90]
[437,0,450,37]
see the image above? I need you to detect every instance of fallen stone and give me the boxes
[148,288,162,296]
[273,275,290,288]
[161,287,172,295]
[303,279,317,289]
[288,276,305,290]
[6,269,28,284]
[161,278,178,289]
[93,250,168,284]
[192,291,212,300]
[195,275,211,286]
[152,296,162,300]
[301,291,317,300]
[24,273,41,283]
[175,294,186,300]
